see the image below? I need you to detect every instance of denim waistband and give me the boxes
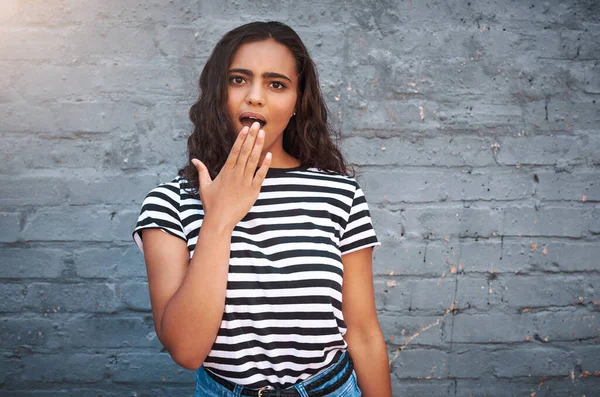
[201,351,353,397]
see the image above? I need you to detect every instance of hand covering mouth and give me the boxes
[239,112,266,129]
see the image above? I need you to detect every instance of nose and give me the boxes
[246,82,264,106]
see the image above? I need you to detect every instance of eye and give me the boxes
[230,76,245,84]
[270,81,286,90]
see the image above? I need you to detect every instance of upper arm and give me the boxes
[140,229,190,343]
[341,247,380,337]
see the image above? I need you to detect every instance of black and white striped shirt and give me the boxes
[132,166,380,388]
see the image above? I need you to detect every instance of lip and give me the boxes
[239,111,266,124]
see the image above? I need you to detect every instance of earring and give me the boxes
[293,112,296,116]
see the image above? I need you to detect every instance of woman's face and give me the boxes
[226,39,298,161]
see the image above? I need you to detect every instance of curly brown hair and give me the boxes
[178,21,351,191]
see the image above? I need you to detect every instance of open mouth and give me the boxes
[239,112,266,129]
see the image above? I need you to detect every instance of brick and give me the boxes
[118,282,152,311]
[452,309,600,343]
[0,248,66,278]
[358,170,448,204]
[26,283,123,313]
[585,130,600,166]
[423,240,463,276]
[0,27,64,61]
[389,348,449,379]
[390,379,453,397]
[455,275,502,311]
[14,0,203,26]
[52,102,147,134]
[199,1,349,28]
[342,136,497,167]
[404,206,502,238]
[345,99,440,136]
[446,169,535,201]
[453,378,595,397]
[458,239,507,273]
[369,208,404,241]
[589,207,600,234]
[0,315,57,349]
[0,101,59,134]
[8,63,189,104]
[65,173,160,205]
[452,313,531,344]
[0,176,68,206]
[111,353,194,383]
[48,314,159,349]
[0,125,188,175]
[502,239,600,273]
[376,277,457,314]
[502,206,584,237]
[21,208,139,242]
[0,388,196,397]
[112,209,143,242]
[22,208,113,242]
[0,355,11,384]
[496,135,586,166]
[373,240,448,276]
[533,170,600,202]
[74,246,145,279]
[0,133,102,171]
[19,354,109,382]
[360,169,535,204]
[0,212,20,242]
[447,345,495,378]
[0,313,159,351]
[62,24,161,64]
[497,275,596,308]
[453,1,598,28]
[493,347,572,378]
[0,284,28,313]
[344,28,517,99]
[379,314,445,347]
[435,102,524,133]
[570,345,600,371]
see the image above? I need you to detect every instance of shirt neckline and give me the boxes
[266,164,310,174]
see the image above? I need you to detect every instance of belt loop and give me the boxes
[295,384,310,397]
[233,384,244,397]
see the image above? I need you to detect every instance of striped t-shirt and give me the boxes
[132,166,380,389]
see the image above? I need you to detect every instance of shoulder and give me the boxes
[145,176,196,199]
[141,176,199,211]
[280,167,360,190]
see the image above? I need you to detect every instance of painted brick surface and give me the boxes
[1,0,599,396]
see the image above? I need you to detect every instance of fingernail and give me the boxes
[252,121,260,129]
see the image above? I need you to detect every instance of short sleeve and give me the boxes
[132,180,187,253]
[339,181,381,255]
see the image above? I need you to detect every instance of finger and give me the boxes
[191,158,212,189]
[252,152,272,188]
[236,121,260,170]
[224,127,249,169]
[244,129,265,178]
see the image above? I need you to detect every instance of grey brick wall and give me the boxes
[1,0,599,396]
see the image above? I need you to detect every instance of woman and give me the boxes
[133,21,392,397]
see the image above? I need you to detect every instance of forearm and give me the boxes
[346,330,392,397]
[159,216,233,369]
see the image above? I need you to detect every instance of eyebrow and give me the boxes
[229,68,293,83]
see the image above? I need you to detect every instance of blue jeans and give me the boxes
[194,352,362,397]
